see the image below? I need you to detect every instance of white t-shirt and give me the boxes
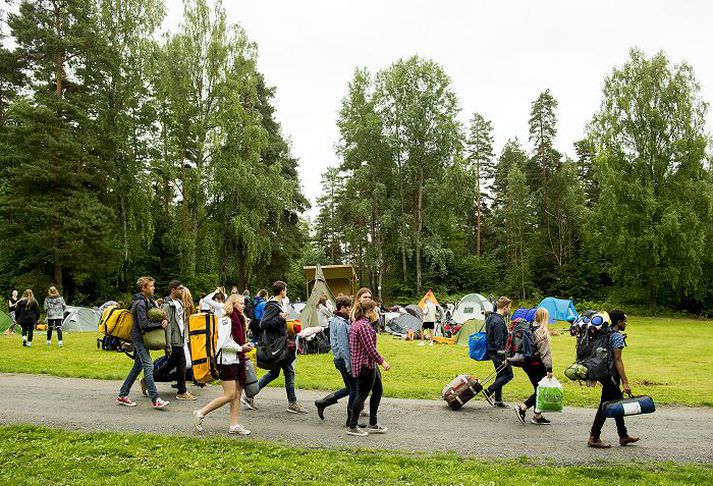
[423,301,437,323]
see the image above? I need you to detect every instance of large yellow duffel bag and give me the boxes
[187,313,219,384]
[98,306,133,342]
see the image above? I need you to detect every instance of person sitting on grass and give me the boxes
[514,307,553,425]
[193,294,254,436]
[588,309,640,448]
[116,276,170,410]
[347,298,391,437]
[16,289,40,347]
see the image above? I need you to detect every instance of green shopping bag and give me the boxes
[536,376,564,413]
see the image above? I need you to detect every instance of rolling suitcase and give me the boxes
[441,362,508,411]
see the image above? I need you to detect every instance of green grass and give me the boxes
[1,316,711,407]
[0,425,711,485]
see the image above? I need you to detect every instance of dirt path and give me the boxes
[1,373,712,465]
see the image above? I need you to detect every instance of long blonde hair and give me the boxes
[223,293,244,317]
[534,307,551,342]
[181,287,195,316]
[22,289,37,308]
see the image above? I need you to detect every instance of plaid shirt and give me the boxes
[349,317,383,377]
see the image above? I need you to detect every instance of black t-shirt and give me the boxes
[9,297,18,312]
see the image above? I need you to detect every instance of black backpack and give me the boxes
[565,311,613,381]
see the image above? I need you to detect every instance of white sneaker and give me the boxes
[417,341,425,346]
[347,427,369,437]
[26,341,32,347]
[428,342,434,346]
[192,410,204,432]
[152,398,170,409]
[58,341,63,347]
[228,424,251,435]
[240,395,256,410]
[47,341,51,346]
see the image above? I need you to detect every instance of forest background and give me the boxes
[1,0,711,315]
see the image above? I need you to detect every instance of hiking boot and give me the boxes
[346,427,369,437]
[287,402,308,414]
[494,401,511,409]
[192,410,204,432]
[483,390,496,408]
[241,395,256,410]
[140,378,147,397]
[587,436,611,448]
[367,424,388,434]
[152,398,170,410]
[176,392,198,401]
[515,405,526,424]
[315,393,338,420]
[619,435,640,446]
[228,424,251,436]
[531,415,550,425]
[116,396,137,407]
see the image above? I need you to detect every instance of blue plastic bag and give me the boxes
[469,332,488,361]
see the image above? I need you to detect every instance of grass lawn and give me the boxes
[1,425,711,485]
[1,316,711,407]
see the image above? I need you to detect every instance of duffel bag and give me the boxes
[603,394,655,418]
[98,306,133,342]
[143,327,167,350]
[244,359,260,398]
[187,313,220,384]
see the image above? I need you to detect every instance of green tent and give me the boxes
[454,318,485,346]
[0,309,14,333]
[298,264,336,328]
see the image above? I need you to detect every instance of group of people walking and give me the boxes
[5,287,67,347]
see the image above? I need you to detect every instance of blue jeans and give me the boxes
[258,359,297,403]
[334,358,357,411]
[119,338,160,401]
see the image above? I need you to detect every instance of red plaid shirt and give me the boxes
[349,317,383,377]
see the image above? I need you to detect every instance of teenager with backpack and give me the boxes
[241,281,307,414]
[43,286,66,347]
[514,307,553,425]
[347,298,391,437]
[5,290,19,335]
[193,294,254,435]
[116,276,170,410]
[588,309,640,448]
[483,296,513,408]
[16,289,40,347]
[314,295,361,425]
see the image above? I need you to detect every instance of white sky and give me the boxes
[163,0,713,214]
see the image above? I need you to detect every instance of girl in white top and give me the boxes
[192,294,254,435]
[201,288,226,315]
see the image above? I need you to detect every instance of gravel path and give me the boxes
[1,373,712,465]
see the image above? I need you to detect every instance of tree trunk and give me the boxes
[415,168,424,295]
[53,2,63,97]
[54,263,63,293]
[120,195,129,291]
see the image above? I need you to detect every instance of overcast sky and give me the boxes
[163,0,713,213]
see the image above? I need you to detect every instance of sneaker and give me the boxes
[152,398,170,409]
[287,402,308,414]
[417,341,425,346]
[192,410,204,432]
[22,341,27,347]
[367,424,388,434]
[515,405,526,424]
[140,378,147,397]
[494,401,511,409]
[116,396,137,407]
[428,341,434,346]
[47,341,51,346]
[58,341,63,347]
[176,392,198,401]
[483,390,496,408]
[228,424,251,436]
[241,395,256,410]
[531,415,551,425]
[619,435,640,446]
[346,427,369,437]
[26,341,32,347]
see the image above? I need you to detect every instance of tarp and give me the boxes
[298,264,336,328]
[454,319,485,346]
[62,306,101,332]
[385,313,422,336]
[0,309,14,333]
[417,290,440,310]
[451,293,493,324]
[538,297,579,323]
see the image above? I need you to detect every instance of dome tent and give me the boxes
[538,297,578,323]
[62,306,101,332]
[451,293,493,324]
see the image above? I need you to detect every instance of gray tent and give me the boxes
[404,305,423,320]
[62,306,101,332]
[385,313,422,336]
[298,264,336,328]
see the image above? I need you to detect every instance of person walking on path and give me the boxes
[347,298,391,437]
[43,286,66,347]
[483,296,513,408]
[242,281,307,414]
[5,290,19,335]
[314,295,360,426]
[588,309,640,448]
[16,289,40,347]
[151,280,196,401]
[116,276,170,410]
[514,307,553,425]
[193,294,255,435]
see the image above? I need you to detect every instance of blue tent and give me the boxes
[538,297,578,323]
[512,308,536,322]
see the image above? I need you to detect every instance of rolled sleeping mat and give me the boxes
[602,394,656,418]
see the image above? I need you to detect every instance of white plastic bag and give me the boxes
[536,376,564,413]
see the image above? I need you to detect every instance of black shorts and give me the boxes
[423,322,435,330]
[217,364,238,381]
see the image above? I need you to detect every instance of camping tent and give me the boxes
[298,264,336,328]
[404,304,423,320]
[417,290,440,309]
[385,313,422,336]
[62,306,101,332]
[538,297,578,323]
[454,318,485,346]
[451,293,493,324]
[0,309,13,333]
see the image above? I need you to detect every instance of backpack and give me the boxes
[564,311,612,381]
[98,306,133,342]
[504,318,537,367]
